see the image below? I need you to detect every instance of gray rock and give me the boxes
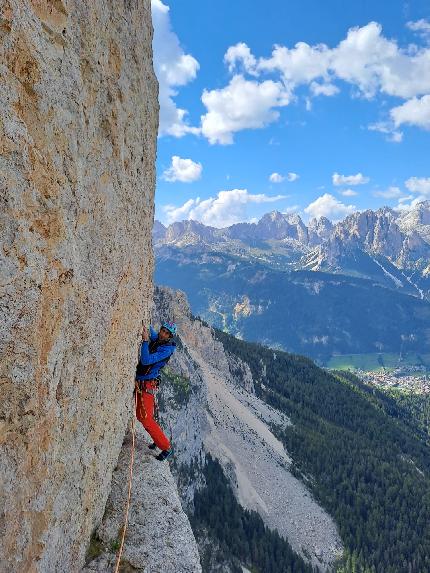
[83,426,202,573]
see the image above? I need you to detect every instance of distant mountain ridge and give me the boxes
[155,201,430,299]
[154,202,430,361]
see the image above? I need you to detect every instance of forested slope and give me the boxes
[155,253,430,361]
[213,330,430,573]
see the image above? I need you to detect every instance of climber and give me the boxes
[135,321,177,461]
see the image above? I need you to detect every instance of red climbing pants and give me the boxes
[135,380,171,451]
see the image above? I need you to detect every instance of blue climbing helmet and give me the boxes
[162,321,177,336]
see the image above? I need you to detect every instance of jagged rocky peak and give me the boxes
[333,209,403,255]
[410,200,430,224]
[257,210,308,242]
[308,216,334,244]
[153,202,430,270]
[156,210,310,245]
[153,219,167,242]
[313,203,430,270]
[164,219,216,245]
[265,209,287,222]
[398,200,430,243]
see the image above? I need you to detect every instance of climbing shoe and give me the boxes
[148,442,157,450]
[156,449,173,462]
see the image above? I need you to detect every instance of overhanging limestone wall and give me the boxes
[0,1,158,570]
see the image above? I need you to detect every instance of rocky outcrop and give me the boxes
[234,211,309,243]
[1,1,158,571]
[83,426,202,573]
[330,208,430,269]
[397,200,430,244]
[164,220,217,247]
[308,216,333,245]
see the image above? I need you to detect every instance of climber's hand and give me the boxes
[141,325,149,342]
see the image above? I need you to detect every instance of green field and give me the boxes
[326,352,430,372]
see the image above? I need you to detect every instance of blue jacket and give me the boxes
[136,326,176,381]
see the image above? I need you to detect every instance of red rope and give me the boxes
[114,390,137,573]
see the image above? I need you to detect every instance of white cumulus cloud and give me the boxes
[200,75,291,144]
[390,95,430,130]
[332,172,369,186]
[269,172,285,183]
[257,41,332,86]
[398,195,415,203]
[269,172,299,183]
[209,22,430,142]
[407,19,430,40]
[405,177,430,196]
[163,189,286,227]
[330,22,430,99]
[253,22,430,99]
[368,122,403,142]
[162,156,202,182]
[396,195,428,210]
[224,42,258,75]
[152,0,200,137]
[310,81,340,97]
[304,193,356,220]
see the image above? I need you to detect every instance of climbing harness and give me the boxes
[114,390,137,573]
[134,377,161,419]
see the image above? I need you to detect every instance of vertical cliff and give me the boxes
[1,1,158,571]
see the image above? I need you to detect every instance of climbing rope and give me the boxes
[114,390,138,573]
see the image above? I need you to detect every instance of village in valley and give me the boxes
[358,366,430,394]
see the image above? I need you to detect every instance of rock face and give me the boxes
[308,216,333,245]
[328,208,429,269]
[83,426,202,573]
[1,2,158,571]
[397,200,430,244]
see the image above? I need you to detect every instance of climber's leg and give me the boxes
[136,390,171,451]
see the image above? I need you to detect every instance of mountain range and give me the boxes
[154,202,430,362]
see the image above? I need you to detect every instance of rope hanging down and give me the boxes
[114,391,138,573]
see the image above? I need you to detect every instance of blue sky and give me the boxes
[152,0,430,227]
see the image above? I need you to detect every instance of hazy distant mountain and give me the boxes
[154,202,430,361]
[309,205,429,273]
[156,201,430,298]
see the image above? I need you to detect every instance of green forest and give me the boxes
[214,329,430,573]
[386,389,430,442]
[192,455,315,573]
